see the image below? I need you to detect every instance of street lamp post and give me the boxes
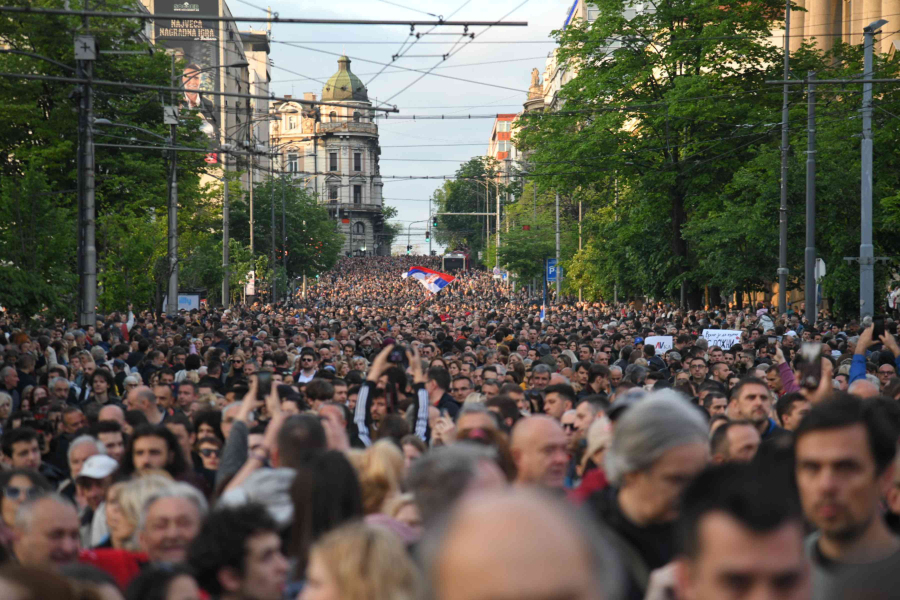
[859,19,887,318]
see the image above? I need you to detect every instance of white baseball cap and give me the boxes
[77,455,118,480]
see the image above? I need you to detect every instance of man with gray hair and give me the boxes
[587,389,709,600]
[0,365,20,410]
[12,493,81,570]
[58,434,106,503]
[138,482,208,564]
[406,443,507,526]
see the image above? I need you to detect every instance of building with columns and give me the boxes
[269,56,387,257]
[789,0,900,53]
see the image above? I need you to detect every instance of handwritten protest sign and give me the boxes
[700,329,742,350]
[645,336,673,352]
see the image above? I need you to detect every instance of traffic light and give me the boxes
[406,245,412,255]
[432,217,438,228]
[425,230,431,242]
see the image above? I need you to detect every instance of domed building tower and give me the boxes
[270,56,386,256]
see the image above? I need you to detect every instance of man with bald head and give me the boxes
[423,490,614,600]
[126,385,165,425]
[98,404,126,429]
[510,415,569,490]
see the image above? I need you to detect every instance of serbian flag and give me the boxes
[402,266,455,294]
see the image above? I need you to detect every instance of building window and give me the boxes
[288,116,297,129]
[287,152,298,173]
[353,152,361,172]
[329,152,338,172]
[353,111,360,122]
[353,222,365,235]
[498,121,511,133]
[329,111,337,122]
[498,141,510,152]
[353,185,362,204]
[328,185,338,200]
[587,6,600,22]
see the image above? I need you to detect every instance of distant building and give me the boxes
[139,0,270,189]
[270,56,387,257]
[487,113,521,171]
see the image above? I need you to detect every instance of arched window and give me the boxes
[353,111,360,122]
[329,111,337,122]
[353,222,365,235]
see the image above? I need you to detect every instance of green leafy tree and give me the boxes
[0,0,215,317]
[517,0,787,307]
[432,157,503,265]
[229,176,343,292]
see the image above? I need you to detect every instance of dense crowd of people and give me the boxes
[0,255,899,600]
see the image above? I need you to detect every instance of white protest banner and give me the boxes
[701,329,742,350]
[645,336,673,352]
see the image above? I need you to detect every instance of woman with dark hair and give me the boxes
[0,470,52,550]
[125,563,200,600]
[287,450,363,595]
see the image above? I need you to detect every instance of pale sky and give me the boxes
[234,0,575,252]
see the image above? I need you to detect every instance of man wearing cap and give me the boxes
[76,454,118,547]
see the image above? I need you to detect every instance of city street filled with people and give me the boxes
[1,255,900,600]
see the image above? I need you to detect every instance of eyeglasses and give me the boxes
[199,448,221,458]
[879,369,895,375]
[562,423,577,432]
[4,486,42,501]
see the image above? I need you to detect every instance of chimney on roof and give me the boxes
[304,92,316,102]
[284,94,292,99]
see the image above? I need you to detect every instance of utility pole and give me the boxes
[495,173,501,271]
[222,150,230,308]
[555,191,561,301]
[859,20,886,318]
[302,219,307,301]
[271,156,276,304]
[428,193,432,256]
[282,169,287,302]
[805,71,816,326]
[249,143,255,254]
[778,9,791,317]
[76,3,96,328]
[578,199,582,303]
[166,55,179,318]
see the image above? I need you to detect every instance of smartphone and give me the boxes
[873,316,886,340]
[767,337,776,346]
[799,342,823,390]
[256,371,272,401]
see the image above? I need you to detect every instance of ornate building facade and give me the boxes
[270,56,387,257]
[789,0,900,53]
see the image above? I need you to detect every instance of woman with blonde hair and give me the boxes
[347,440,404,515]
[300,522,421,600]
[101,473,173,550]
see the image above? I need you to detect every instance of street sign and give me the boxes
[546,258,562,282]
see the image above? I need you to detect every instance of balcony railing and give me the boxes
[321,200,383,212]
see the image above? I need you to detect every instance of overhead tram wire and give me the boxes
[269,56,551,84]
[0,5,528,27]
[372,0,533,107]
[365,0,474,88]
[272,41,530,95]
